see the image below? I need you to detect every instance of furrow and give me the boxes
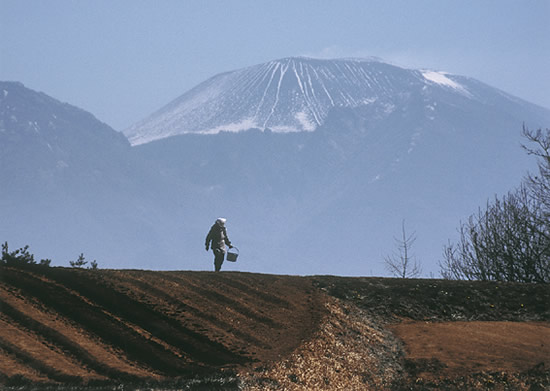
[0,317,98,383]
[0,297,152,381]
[163,274,283,329]
[42,269,251,367]
[1,268,196,375]
[103,272,271,350]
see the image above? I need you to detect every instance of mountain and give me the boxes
[0,81,128,187]
[0,82,186,267]
[125,57,548,145]
[128,57,550,275]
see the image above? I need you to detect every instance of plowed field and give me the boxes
[0,266,549,390]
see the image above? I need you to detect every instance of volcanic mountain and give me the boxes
[125,57,548,145]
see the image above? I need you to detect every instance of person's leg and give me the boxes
[214,249,224,272]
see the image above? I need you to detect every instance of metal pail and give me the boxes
[226,247,239,262]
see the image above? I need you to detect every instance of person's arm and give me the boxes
[223,227,232,248]
[205,228,212,251]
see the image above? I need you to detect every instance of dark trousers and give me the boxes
[213,248,225,272]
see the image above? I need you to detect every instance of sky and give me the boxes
[1,0,549,132]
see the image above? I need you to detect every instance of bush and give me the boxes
[1,242,36,267]
[69,253,88,268]
[1,242,99,270]
[1,242,54,268]
[440,127,550,283]
[440,187,549,283]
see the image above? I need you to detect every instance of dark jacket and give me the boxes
[205,223,232,252]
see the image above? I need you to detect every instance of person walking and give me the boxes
[205,218,233,272]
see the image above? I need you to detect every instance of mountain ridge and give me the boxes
[0,81,186,268]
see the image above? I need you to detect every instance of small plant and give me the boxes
[39,259,52,267]
[384,220,422,278]
[89,260,99,270]
[70,253,88,268]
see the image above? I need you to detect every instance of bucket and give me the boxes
[226,247,239,262]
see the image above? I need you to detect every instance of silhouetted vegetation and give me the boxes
[0,242,50,268]
[441,127,550,283]
[1,242,98,270]
[69,253,87,268]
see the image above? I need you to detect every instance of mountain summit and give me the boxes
[125,57,477,145]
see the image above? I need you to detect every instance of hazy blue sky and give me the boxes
[1,0,549,131]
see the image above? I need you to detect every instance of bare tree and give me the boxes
[440,186,549,283]
[385,220,422,278]
[522,126,550,217]
[440,127,550,283]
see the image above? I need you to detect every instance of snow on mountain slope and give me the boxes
[125,57,476,145]
[421,70,470,95]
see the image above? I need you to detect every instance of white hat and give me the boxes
[216,218,227,226]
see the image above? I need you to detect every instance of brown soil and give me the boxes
[0,266,549,390]
[391,321,550,377]
[0,267,325,387]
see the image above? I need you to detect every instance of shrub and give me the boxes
[1,242,36,266]
[440,186,549,283]
[69,253,88,268]
[440,128,550,283]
